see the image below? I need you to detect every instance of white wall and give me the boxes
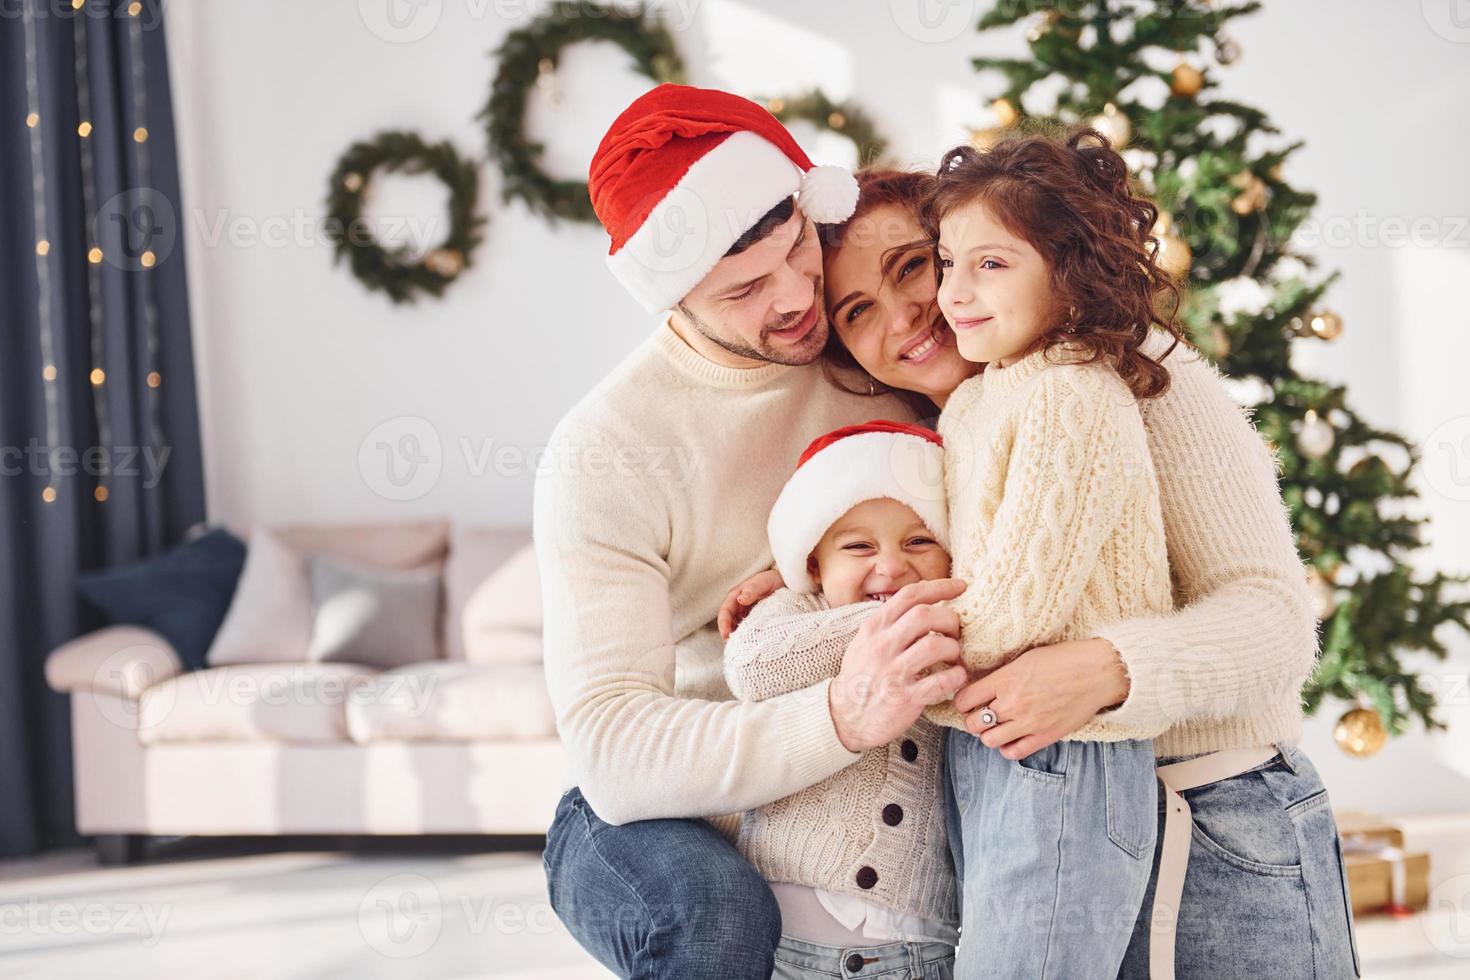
[166,0,1469,813]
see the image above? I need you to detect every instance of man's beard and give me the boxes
[680,278,828,367]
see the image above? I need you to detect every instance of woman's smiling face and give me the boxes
[824,204,977,408]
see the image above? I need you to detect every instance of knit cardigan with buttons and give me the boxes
[725,589,959,926]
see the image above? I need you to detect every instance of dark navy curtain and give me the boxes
[0,0,205,858]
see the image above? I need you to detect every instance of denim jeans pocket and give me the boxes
[1104,741,1158,860]
[1187,765,1305,875]
[1014,739,1067,784]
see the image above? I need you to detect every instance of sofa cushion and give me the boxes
[274,517,448,570]
[461,543,543,665]
[208,519,449,667]
[345,662,556,743]
[138,662,380,745]
[442,526,531,660]
[76,526,247,672]
[306,555,441,671]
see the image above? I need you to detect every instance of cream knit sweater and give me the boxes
[533,321,916,829]
[924,346,1174,741]
[724,589,959,924]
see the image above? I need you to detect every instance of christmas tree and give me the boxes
[966,0,1468,750]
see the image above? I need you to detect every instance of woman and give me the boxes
[754,165,1359,977]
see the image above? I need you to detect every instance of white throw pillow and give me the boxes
[205,529,313,665]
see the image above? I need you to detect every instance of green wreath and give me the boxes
[763,90,889,168]
[325,130,484,305]
[482,1,685,224]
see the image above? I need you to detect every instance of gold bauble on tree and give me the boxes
[1229,171,1269,215]
[1087,102,1131,148]
[1308,309,1345,341]
[1306,566,1338,621]
[992,97,1019,128]
[1335,706,1387,758]
[969,127,1005,151]
[423,247,465,279]
[1171,62,1205,98]
[1152,212,1192,279]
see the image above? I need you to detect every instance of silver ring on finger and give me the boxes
[977,706,999,728]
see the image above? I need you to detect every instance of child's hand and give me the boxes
[717,569,787,639]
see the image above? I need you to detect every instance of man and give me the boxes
[534,84,970,977]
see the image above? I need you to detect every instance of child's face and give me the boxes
[809,497,951,606]
[935,199,1055,368]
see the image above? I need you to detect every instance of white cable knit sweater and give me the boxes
[724,590,959,925]
[923,345,1175,742]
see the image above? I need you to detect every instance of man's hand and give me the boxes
[829,578,970,752]
[953,637,1130,760]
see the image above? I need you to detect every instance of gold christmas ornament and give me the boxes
[423,247,465,279]
[1086,102,1131,148]
[1308,309,1345,341]
[1296,409,1336,459]
[1334,706,1387,758]
[342,171,364,193]
[992,97,1019,128]
[1229,171,1269,215]
[969,127,1005,152]
[767,97,786,114]
[1306,566,1338,621]
[827,111,846,130]
[1151,214,1192,279]
[1171,62,1205,98]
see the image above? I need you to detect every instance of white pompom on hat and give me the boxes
[768,420,948,593]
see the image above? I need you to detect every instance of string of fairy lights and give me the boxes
[22,0,163,506]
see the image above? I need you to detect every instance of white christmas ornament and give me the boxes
[1296,410,1336,458]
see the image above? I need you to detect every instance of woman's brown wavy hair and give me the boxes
[923,128,1184,399]
[817,168,946,422]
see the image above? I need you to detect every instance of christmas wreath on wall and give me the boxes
[481,0,686,224]
[324,130,484,305]
[762,90,889,168]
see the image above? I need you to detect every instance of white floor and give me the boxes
[1,826,1467,979]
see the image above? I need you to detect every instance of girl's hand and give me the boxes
[717,569,787,639]
[952,638,1131,760]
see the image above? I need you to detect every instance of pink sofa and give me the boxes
[45,519,565,864]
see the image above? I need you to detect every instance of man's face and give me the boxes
[674,207,828,366]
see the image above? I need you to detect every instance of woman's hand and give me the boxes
[717,569,787,639]
[952,638,1131,760]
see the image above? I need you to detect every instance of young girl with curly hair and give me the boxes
[918,130,1183,978]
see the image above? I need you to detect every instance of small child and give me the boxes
[723,419,959,980]
[924,130,1177,979]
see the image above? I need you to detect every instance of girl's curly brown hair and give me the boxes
[923,128,1184,399]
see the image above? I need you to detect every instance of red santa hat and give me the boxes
[589,84,861,313]
[767,420,949,593]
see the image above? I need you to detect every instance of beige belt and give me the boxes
[1149,745,1279,980]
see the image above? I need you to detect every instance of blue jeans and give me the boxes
[943,732,1361,979]
[773,935,954,979]
[944,730,1160,979]
[542,786,781,979]
[1115,744,1360,978]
